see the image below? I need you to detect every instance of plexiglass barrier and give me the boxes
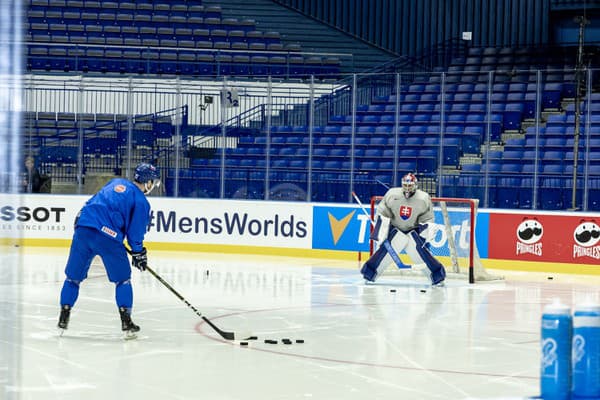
[8,69,600,211]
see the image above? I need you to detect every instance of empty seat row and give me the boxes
[28,1,222,19]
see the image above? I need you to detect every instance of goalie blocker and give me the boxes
[360,173,446,286]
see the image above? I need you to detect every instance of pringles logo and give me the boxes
[573,220,600,260]
[516,217,543,256]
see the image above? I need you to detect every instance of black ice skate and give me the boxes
[119,307,140,339]
[58,305,71,334]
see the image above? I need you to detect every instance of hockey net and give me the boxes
[370,196,503,284]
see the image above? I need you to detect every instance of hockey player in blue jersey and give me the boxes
[57,163,160,337]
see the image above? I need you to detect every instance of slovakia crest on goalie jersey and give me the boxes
[399,206,412,220]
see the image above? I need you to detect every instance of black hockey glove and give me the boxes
[131,247,147,271]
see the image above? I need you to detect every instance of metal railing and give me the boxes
[10,68,600,211]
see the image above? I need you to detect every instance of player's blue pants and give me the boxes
[60,226,133,309]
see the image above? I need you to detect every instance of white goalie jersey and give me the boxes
[376,187,434,234]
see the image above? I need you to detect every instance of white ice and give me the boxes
[3,245,599,400]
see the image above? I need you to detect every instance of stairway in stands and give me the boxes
[201,0,396,74]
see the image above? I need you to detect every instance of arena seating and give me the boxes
[27,107,185,181]
[26,40,599,210]
[25,0,341,77]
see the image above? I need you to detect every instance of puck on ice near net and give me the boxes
[264,339,277,344]
[240,342,248,346]
[390,289,396,293]
[420,289,427,293]
[295,339,304,344]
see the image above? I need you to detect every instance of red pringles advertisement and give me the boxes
[489,213,600,265]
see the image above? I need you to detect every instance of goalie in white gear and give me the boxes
[360,173,446,286]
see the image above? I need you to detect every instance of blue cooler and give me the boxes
[572,303,600,398]
[541,300,572,400]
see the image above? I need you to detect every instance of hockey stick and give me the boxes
[351,191,410,269]
[350,191,376,227]
[374,179,390,190]
[145,265,242,340]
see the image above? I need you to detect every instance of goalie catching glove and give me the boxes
[130,247,147,271]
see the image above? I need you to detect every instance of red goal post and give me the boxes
[369,196,502,284]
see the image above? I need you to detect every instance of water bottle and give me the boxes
[540,299,572,400]
[572,302,600,398]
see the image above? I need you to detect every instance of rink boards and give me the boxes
[0,193,599,274]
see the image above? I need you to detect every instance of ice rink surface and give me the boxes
[2,246,599,400]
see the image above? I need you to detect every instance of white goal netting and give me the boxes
[370,196,503,284]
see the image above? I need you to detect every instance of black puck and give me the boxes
[420,289,427,293]
[282,339,292,345]
[390,289,396,293]
[548,277,554,280]
[295,339,304,344]
[240,342,248,346]
[264,339,277,344]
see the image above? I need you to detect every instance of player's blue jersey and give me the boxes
[75,178,151,252]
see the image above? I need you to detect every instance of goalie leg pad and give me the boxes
[407,230,446,285]
[360,246,389,282]
[384,229,411,269]
[361,229,410,282]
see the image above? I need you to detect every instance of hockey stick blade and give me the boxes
[145,265,238,341]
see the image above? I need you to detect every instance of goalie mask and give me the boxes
[401,173,417,199]
[134,162,161,194]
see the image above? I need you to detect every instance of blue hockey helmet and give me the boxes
[134,163,160,194]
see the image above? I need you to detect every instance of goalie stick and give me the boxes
[351,191,410,269]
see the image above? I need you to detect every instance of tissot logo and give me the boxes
[312,206,370,251]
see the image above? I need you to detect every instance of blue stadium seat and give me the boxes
[497,177,521,208]
[539,185,564,210]
[461,163,481,173]
[398,161,417,172]
[503,103,524,130]
[543,83,563,109]
[442,138,460,166]
[456,176,484,201]
[501,164,522,174]
[589,177,600,210]
[417,149,437,173]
